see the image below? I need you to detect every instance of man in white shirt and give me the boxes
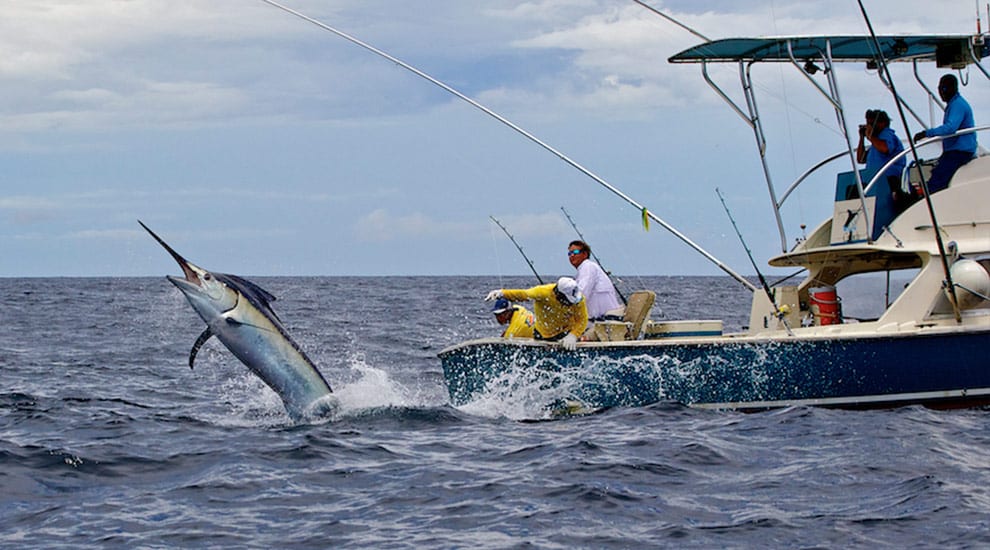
[568,240,624,340]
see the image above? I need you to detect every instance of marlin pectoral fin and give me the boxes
[189,327,214,369]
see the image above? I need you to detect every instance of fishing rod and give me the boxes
[716,188,794,336]
[560,206,627,305]
[260,0,758,294]
[856,0,962,323]
[489,216,544,284]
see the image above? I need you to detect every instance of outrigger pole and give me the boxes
[560,206,627,305]
[631,0,710,42]
[489,216,544,285]
[260,0,759,294]
[856,0,963,323]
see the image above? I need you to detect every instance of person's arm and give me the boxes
[502,288,534,302]
[856,132,866,164]
[857,125,868,163]
[570,302,588,338]
[926,98,966,137]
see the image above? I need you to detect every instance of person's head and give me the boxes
[554,276,583,306]
[491,297,513,325]
[567,240,590,268]
[938,74,958,102]
[865,109,890,130]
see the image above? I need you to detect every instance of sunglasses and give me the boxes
[568,249,585,256]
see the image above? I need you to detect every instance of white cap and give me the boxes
[555,276,583,305]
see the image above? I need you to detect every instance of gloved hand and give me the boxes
[913,131,927,143]
[485,290,503,301]
[561,333,578,351]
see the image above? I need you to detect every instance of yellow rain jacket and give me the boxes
[502,283,588,339]
[502,305,536,339]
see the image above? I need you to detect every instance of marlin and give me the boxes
[140,221,335,420]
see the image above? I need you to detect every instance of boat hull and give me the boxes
[438,330,990,411]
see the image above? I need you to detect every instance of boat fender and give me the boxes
[947,259,990,310]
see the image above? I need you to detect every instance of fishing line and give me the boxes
[489,222,505,290]
[261,0,757,292]
[767,0,810,239]
[632,0,843,138]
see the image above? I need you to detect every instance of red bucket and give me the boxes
[810,287,841,325]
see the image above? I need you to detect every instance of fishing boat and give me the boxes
[439,31,990,411]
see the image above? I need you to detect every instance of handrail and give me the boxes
[862,125,990,195]
[778,150,847,207]
[776,126,990,210]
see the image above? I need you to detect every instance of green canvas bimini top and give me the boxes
[669,34,989,65]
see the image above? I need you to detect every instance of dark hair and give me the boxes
[865,109,890,125]
[568,239,590,255]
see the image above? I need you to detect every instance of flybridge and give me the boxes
[666,33,990,253]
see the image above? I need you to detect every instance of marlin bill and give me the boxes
[140,221,335,421]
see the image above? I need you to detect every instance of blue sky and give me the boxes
[1,0,987,277]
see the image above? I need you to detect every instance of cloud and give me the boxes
[493,211,571,237]
[354,208,476,242]
[0,0,976,137]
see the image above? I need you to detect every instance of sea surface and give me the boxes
[2,275,989,548]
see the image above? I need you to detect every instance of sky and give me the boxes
[1,0,988,278]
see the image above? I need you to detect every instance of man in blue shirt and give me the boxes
[913,74,977,193]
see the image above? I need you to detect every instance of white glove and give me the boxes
[561,333,578,351]
[485,290,503,301]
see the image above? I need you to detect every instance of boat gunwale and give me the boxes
[438,320,990,357]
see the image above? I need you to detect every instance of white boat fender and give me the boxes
[947,259,990,310]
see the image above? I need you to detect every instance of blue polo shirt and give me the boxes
[925,94,977,154]
[866,127,906,179]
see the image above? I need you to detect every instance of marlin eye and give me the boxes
[204,273,212,281]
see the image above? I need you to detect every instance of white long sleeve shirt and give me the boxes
[575,260,622,319]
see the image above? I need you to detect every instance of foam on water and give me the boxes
[194,349,437,426]
[333,353,415,412]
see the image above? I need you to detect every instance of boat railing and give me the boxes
[778,125,990,210]
[863,125,990,195]
[778,150,848,208]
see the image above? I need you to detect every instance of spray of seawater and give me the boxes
[201,350,435,427]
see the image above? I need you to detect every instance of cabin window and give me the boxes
[833,269,919,322]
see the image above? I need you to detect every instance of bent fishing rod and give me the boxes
[856,0,962,323]
[489,216,544,285]
[560,206,627,305]
[260,0,758,294]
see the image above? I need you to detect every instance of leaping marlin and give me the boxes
[140,221,335,420]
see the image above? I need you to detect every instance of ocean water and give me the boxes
[2,275,989,548]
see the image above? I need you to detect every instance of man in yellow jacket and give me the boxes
[485,277,588,350]
[491,297,535,339]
